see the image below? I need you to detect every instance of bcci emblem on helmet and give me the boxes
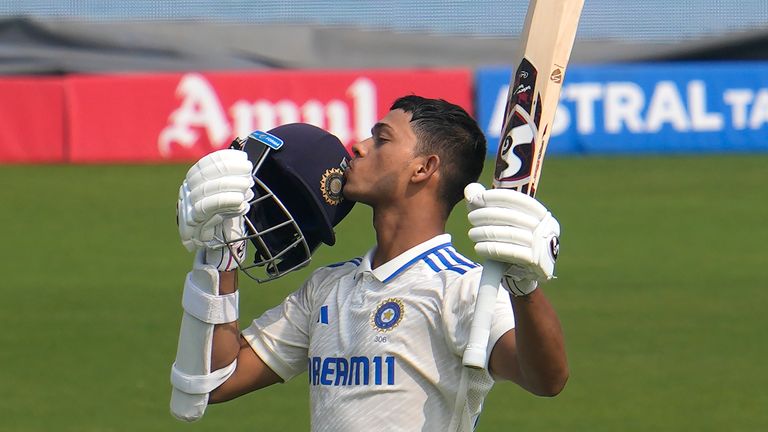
[320,168,345,206]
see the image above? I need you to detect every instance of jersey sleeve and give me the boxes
[442,267,515,366]
[241,279,314,382]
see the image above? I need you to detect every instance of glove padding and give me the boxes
[178,149,255,252]
[204,217,248,272]
[465,183,560,295]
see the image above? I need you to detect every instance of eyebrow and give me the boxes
[371,122,394,136]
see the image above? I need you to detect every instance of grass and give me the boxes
[0,154,765,431]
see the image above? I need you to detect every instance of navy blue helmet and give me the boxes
[228,123,355,282]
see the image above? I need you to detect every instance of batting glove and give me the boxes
[203,216,248,271]
[177,149,255,253]
[465,183,560,296]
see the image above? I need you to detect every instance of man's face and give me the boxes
[343,109,419,206]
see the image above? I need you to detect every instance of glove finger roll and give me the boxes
[186,149,245,178]
[187,161,253,190]
[243,187,255,203]
[474,242,534,264]
[188,176,254,204]
[468,207,539,230]
[192,192,249,222]
[468,226,532,246]
[187,154,253,189]
[466,188,548,218]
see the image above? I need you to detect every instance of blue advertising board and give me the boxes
[476,62,768,156]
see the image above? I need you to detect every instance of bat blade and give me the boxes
[494,0,584,197]
[463,0,584,369]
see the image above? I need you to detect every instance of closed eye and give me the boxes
[373,135,389,146]
[371,122,393,147]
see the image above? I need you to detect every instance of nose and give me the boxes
[350,138,370,158]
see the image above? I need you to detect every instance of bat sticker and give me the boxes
[494,58,540,191]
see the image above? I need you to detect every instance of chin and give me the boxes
[342,189,360,202]
[342,187,368,204]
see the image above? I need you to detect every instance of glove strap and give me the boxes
[502,277,538,297]
[182,274,239,324]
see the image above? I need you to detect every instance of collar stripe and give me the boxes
[327,257,362,268]
[433,249,461,269]
[380,242,452,283]
[423,252,470,275]
[433,248,476,273]
[443,247,478,268]
[422,255,442,273]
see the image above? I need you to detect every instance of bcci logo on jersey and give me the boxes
[371,298,404,332]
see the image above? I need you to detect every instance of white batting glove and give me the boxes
[465,183,560,296]
[177,149,255,253]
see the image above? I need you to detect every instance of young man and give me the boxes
[172,96,567,431]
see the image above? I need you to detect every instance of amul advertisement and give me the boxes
[64,70,472,162]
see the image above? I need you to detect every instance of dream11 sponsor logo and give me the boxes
[158,73,377,157]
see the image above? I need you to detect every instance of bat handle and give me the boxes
[462,259,506,369]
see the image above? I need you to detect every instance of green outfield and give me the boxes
[1,154,766,431]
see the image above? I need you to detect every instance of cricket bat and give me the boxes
[462,0,584,369]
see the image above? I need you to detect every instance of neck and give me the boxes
[370,200,446,269]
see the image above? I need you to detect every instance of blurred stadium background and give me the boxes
[1,1,766,431]
[3,0,768,73]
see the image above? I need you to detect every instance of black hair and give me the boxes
[390,95,487,214]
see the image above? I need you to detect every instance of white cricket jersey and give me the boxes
[242,234,515,431]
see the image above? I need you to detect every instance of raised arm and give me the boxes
[170,149,279,421]
[489,290,567,396]
[464,183,568,396]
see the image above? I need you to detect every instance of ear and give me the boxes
[411,154,440,184]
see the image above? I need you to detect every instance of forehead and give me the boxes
[375,109,415,137]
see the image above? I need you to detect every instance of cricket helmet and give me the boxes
[228,123,355,282]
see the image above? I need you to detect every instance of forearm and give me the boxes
[170,256,242,420]
[510,289,568,396]
[211,270,241,370]
[171,149,260,420]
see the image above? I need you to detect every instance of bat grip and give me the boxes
[462,259,506,369]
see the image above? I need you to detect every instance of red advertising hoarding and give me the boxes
[66,69,473,163]
[0,78,65,163]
